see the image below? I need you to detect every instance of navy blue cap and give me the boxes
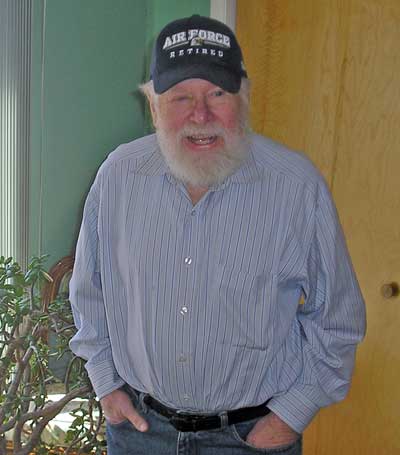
[150,15,247,94]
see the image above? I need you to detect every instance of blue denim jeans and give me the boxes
[106,389,302,455]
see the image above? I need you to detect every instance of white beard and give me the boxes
[156,122,250,187]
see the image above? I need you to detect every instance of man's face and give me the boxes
[151,78,249,187]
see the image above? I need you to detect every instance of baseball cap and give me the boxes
[150,15,247,94]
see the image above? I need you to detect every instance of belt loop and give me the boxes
[139,393,149,414]
[124,384,138,400]
[218,411,229,428]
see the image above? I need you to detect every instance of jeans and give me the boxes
[106,389,302,455]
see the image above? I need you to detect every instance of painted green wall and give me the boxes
[145,0,211,66]
[29,0,210,266]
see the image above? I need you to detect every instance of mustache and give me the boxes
[177,124,228,140]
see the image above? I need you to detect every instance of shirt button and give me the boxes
[178,354,187,363]
[184,257,192,265]
[183,394,190,401]
[180,306,188,315]
[191,209,196,216]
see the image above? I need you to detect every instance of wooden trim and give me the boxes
[210,0,237,31]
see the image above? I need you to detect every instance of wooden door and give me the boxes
[237,1,400,454]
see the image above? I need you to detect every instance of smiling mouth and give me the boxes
[187,135,218,145]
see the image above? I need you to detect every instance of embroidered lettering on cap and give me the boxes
[187,29,198,40]
[163,28,231,51]
[163,33,187,49]
[168,47,224,59]
[207,31,216,42]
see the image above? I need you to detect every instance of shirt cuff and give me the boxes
[267,388,320,434]
[85,358,125,399]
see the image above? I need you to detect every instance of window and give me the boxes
[0,0,32,267]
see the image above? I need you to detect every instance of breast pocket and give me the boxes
[213,264,277,350]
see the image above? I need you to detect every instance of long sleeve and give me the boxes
[267,178,366,433]
[69,174,125,399]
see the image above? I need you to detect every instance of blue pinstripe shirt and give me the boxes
[69,132,366,433]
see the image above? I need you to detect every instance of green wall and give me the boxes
[29,0,210,266]
[29,0,147,264]
[145,0,211,72]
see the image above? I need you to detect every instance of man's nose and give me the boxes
[190,97,212,124]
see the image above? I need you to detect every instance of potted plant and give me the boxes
[0,256,105,455]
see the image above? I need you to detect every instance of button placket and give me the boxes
[176,203,204,404]
[180,206,197,317]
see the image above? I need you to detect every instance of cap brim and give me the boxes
[152,63,242,94]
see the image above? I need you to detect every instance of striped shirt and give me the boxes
[69,132,366,433]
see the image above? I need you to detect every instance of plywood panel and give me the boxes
[237,1,400,454]
[310,1,400,453]
[236,0,350,183]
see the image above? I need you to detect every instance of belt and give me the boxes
[143,395,270,432]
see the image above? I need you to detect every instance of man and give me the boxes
[69,15,366,455]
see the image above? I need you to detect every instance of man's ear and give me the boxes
[148,97,159,128]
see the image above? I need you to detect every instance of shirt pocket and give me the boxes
[213,264,278,350]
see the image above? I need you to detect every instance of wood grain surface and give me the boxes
[237,1,400,454]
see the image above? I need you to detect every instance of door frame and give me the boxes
[210,0,237,31]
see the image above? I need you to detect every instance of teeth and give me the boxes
[188,136,216,144]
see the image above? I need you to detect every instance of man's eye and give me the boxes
[211,90,225,97]
[173,95,191,102]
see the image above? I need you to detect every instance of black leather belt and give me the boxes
[143,395,270,432]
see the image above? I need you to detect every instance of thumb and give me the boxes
[125,404,149,432]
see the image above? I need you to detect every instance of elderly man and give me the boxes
[69,15,366,455]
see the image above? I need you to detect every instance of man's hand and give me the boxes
[246,412,299,449]
[100,389,148,432]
